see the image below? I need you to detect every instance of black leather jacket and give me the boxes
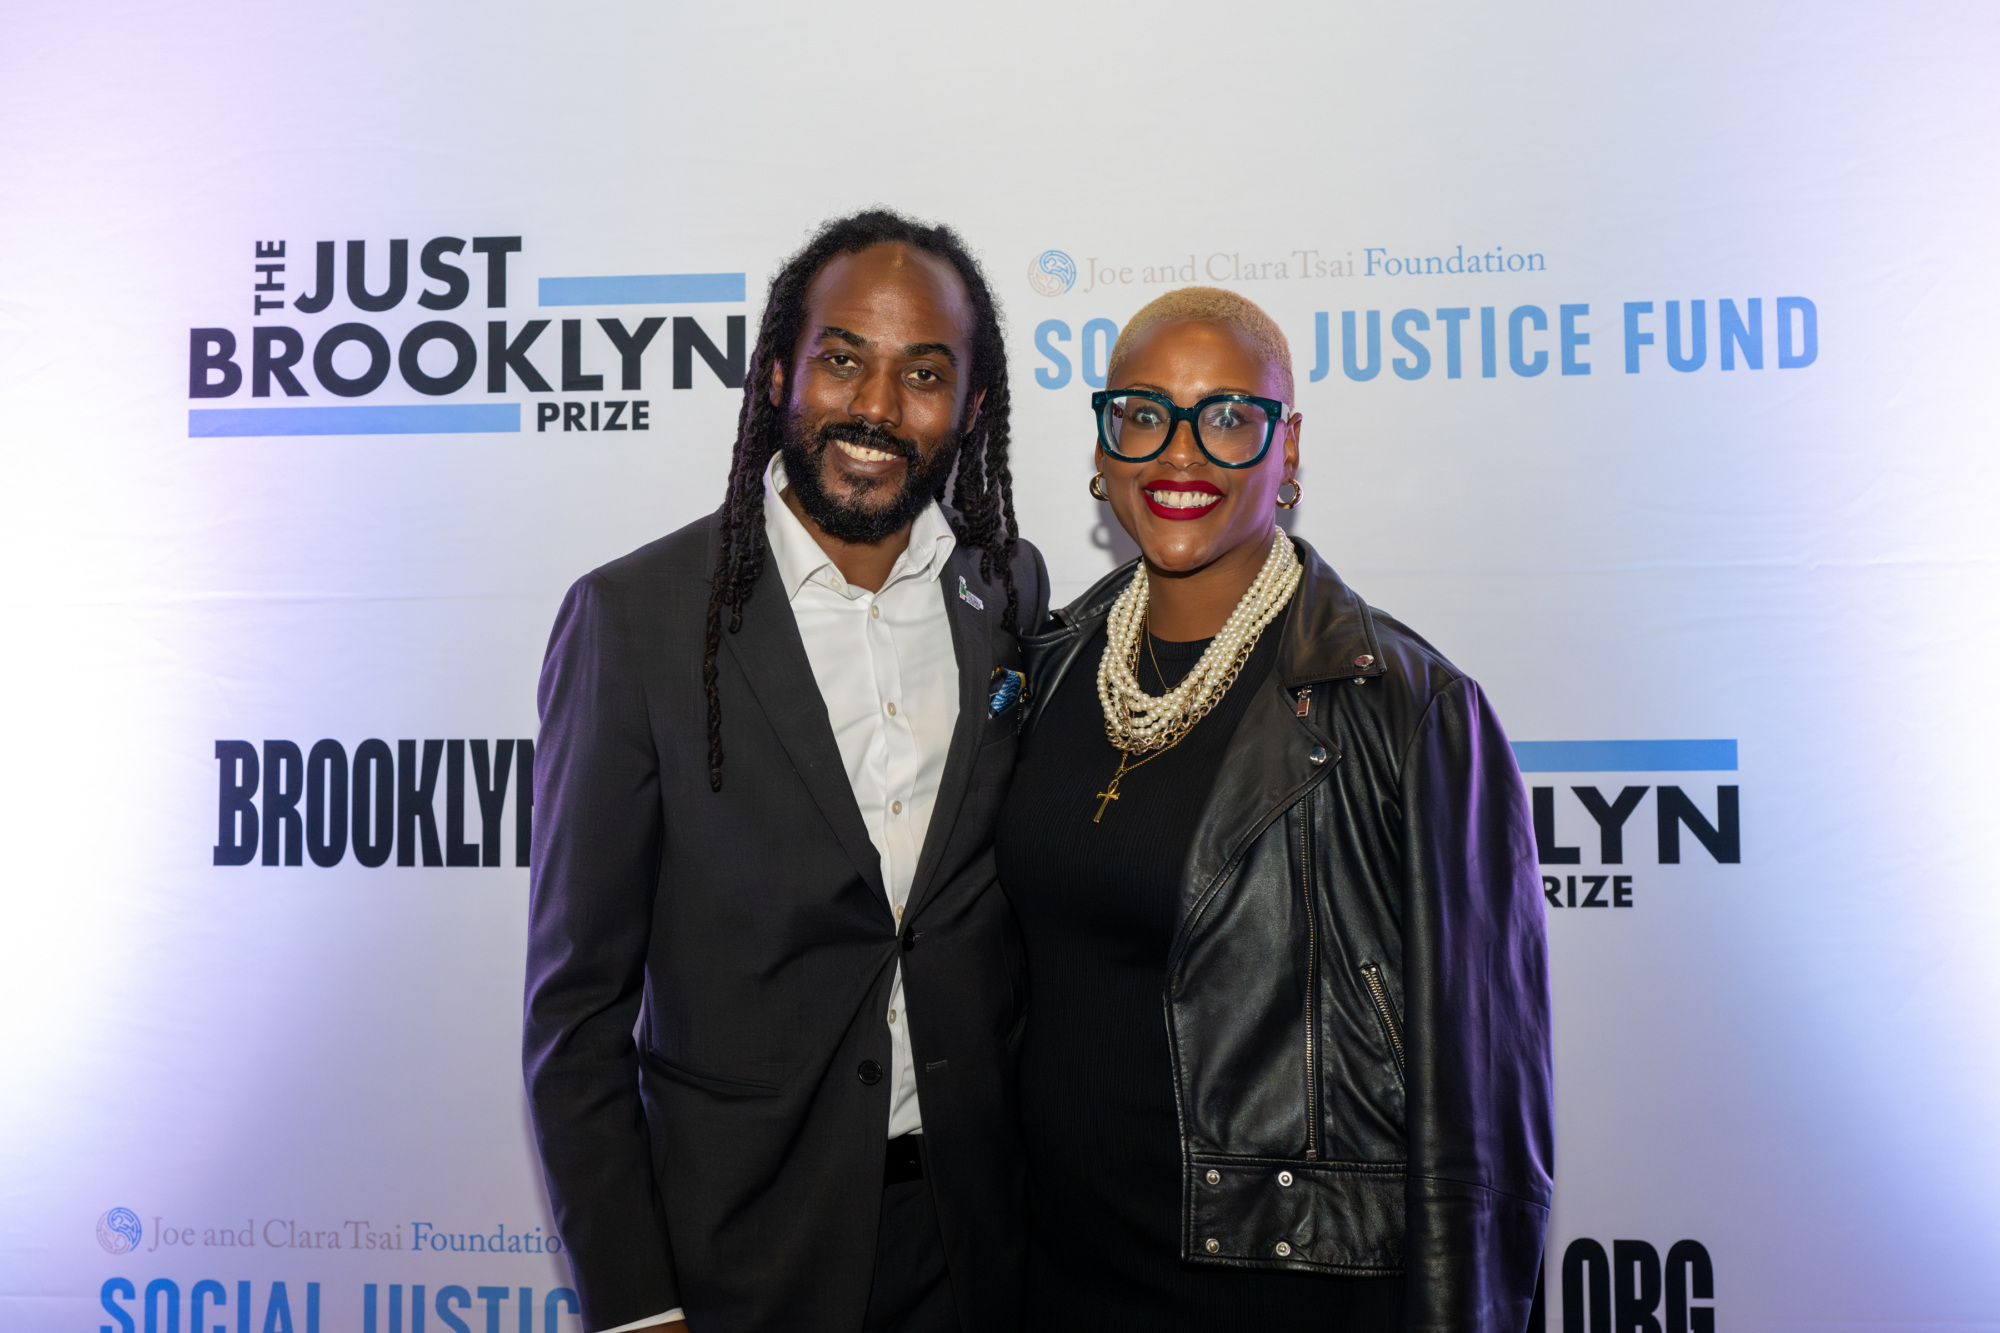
[1019,540,1553,1332]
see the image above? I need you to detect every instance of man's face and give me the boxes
[772,242,982,545]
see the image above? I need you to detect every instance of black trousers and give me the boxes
[861,1176,958,1333]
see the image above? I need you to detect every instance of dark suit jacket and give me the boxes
[524,507,1048,1333]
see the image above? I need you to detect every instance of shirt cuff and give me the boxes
[598,1310,684,1332]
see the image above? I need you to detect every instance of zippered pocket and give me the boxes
[1359,962,1405,1078]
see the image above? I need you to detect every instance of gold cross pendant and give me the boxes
[1093,752,1135,824]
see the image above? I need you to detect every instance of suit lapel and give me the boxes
[720,566,888,905]
[904,549,996,920]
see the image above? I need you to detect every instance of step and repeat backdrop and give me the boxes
[3,2,1997,1330]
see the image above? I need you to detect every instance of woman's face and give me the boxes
[1096,318,1301,577]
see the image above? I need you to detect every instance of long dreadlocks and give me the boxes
[703,209,1020,791]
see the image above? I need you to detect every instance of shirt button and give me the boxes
[857,1060,883,1085]
[870,604,880,619]
[886,701,898,716]
[831,576,844,591]
[895,904,904,922]
[887,1009,897,1025]
[892,800,903,815]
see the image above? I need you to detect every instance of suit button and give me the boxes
[1205,1169,1221,1185]
[1308,746,1328,765]
[1278,1170,1294,1186]
[857,1060,884,1085]
[1275,1241,1292,1257]
[1204,1239,1220,1254]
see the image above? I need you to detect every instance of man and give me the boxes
[524,211,1046,1333]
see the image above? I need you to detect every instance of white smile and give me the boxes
[1146,488,1222,510]
[835,438,902,464]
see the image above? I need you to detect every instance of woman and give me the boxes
[997,288,1552,1332]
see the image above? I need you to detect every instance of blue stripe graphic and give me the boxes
[1510,739,1737,772]
[538,273,746,305]
[189,405,521,436]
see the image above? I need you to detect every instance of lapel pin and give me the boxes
[958,575,985,611]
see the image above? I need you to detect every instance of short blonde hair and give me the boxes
[1106,286,1295,404]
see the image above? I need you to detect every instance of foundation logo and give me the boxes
[1028,250,1076,297]
[98,1208,143,1255]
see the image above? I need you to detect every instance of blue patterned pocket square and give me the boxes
[988,667,1025,718]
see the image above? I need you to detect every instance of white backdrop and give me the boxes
[3,3,1999,1330]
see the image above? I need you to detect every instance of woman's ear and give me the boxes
[1283,413,1302,479]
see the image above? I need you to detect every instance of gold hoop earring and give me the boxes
[1089,473,1110,502]
[1276,477,1302,509]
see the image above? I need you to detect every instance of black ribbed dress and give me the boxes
[996,624,1403,1332]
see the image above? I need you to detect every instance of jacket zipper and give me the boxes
[1360,962,1404,1073]
[1299,794,1320,1161]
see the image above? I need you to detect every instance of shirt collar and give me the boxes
[763,454,958,602]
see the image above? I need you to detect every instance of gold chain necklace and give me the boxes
[1092,630,1183,823]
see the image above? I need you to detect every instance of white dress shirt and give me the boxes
[614,459,962,1331]
[762,453,961,1140]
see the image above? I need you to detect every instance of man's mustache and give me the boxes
[811,420,920,461]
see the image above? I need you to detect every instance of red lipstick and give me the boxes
[1142,479,1224,522]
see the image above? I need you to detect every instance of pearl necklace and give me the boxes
[1097,529,1302,757]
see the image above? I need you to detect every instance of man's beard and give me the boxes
[780,412,963,544]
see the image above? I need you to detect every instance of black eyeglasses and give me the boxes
[1090,390,1286,468]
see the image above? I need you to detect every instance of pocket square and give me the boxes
[988,667,1025,718]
